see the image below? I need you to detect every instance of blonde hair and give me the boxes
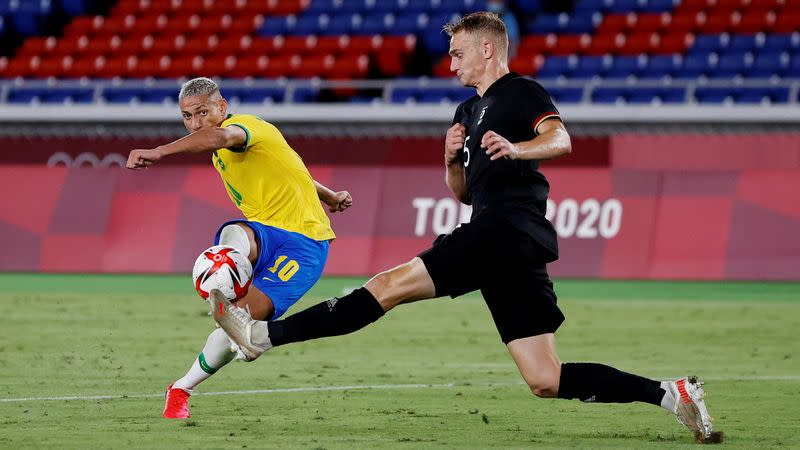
[443,12,508,54]
[179,77,221,100]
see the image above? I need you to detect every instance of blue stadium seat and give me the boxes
[359,13,392,34]
[736,87,789,104]
[421,28,450,55]
[675,54,712,79]
[61,0,90,16]
[292,87,320,103]
[572,56,608,79]
[341,0,368,13]
[529,14,563,34]
[390,86,418,103]
[640,55,680,78]
[417,87,452,103]
[293,14,323,35]
[548,87,584,103]
[607,0,639,13]
[37,87,94,103]
[258,16,293,36]
[785,56,800,78]
[308,0,340,14]
[7,87,45,104]
[606,56,644,78]
[713,52,751,77]
[660,87,686,103]
[405,0,432,13]
[393,13,427,34]
[442,0,488,13]
[103,88,142,104]
[515,0,543,14]
[139,88,179,104]
[690,34,727,55]
[226,87,285,103]
[592,87,626,103]
[626,87,661,104]
[575,0,606,14]
[729,35,758,52]
[638,0,676,13]
[537,56,576,78]
[449,87,474,102]
[748,52,787,77]
[694,87,733,103]
[763,34,795,52]
[325,14,358,35]
[564,14,597,34]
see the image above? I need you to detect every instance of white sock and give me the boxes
[173,328,236,392]
[659,381,676,412]
[219,224,251,257]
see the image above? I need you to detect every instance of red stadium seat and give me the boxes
[618,32,659,56]
[294,53,334,78]
[330,54,368,78]
[128,14,169,37]
[772,11,800,33]
[635,13,672,33]
[2,56,38,78]
[128,55,171,78]
[586,33,624,55]
[215,34,252,55]
[509,54,542,76]
[282,36,316,54]
[702,11,739,33]
[518,34,557,57]
[670,12,706,34]
[183,35,220,56]
[88,35,124,57]
[595,14,637,35]
[30,56,68,78]
[675,0,713,13]
[316,36,350,54]
[262,54,300,78]
[349,35,382,54]
[204,54,238,78]
[235,54,270,76]
[714,0,749,12]
[62,56,99,78]
[162,55,205,78]
[731,10,775,33]
[230,14,265,33]
[151,34,186,55]
[63,15,104,37]
[550,34,591,56]
[657,32,693,54]
[194,14,234,36]
[14,37,56,58]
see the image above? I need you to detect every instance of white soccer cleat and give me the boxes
[668,376,723,444]
[208,289,272,362]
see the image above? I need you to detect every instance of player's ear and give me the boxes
[482,37,494,59]
[218,97,229,116]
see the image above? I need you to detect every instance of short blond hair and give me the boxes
[443,12,508,54]
[179,77,220,100]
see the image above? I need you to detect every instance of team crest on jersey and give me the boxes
[477,106,488,125]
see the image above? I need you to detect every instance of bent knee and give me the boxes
[525,375,560,398]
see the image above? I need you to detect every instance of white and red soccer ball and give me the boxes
[192,245,253,301]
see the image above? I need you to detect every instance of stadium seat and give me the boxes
[605,55,644,78]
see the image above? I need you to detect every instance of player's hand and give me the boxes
[482,130,519,161]
[444,123,466,167]
[326,190,352,213]
[126,148,164,169]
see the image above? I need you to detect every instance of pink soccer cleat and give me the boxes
[162,383,191,419]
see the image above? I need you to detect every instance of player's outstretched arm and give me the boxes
[314,180,353,213]
[126,126,247,169]
[482,119,571,162]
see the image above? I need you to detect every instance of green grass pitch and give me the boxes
[1,274,799,449]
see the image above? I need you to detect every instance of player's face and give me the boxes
[449,31,485,87]
[179,95,228,133]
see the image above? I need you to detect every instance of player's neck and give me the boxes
[475,63,509,97]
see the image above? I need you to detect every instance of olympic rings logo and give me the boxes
[46,152,128,168]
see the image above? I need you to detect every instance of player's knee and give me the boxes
[524,371,560,398]
[219,224,255,262]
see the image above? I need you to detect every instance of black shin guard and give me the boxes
[557,362,665,406]
[267,288,385,347]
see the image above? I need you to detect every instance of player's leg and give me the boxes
[164,222,274,418]
[490,271,720,442]
[211,216,490,358]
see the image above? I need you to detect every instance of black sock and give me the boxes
[557,362,665,406]
[267,287,385,347]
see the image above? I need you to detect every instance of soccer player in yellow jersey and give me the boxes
[126,77,352,419]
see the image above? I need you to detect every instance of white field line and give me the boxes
[1,375,798,403]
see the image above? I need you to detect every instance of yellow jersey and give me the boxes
[212,114,335,241]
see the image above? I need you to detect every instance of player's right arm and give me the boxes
[445,123,470,204]
[126,126,247,169]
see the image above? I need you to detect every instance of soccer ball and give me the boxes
[192,245,253,301]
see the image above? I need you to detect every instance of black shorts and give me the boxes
[418,213,565,344]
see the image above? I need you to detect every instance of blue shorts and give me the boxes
[214,220,329,320]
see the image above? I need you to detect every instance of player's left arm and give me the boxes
[482,118,571,162]
[127,126,247,169]
[314,180,352,213]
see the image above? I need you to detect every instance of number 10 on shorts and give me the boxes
[267,255,300,281]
